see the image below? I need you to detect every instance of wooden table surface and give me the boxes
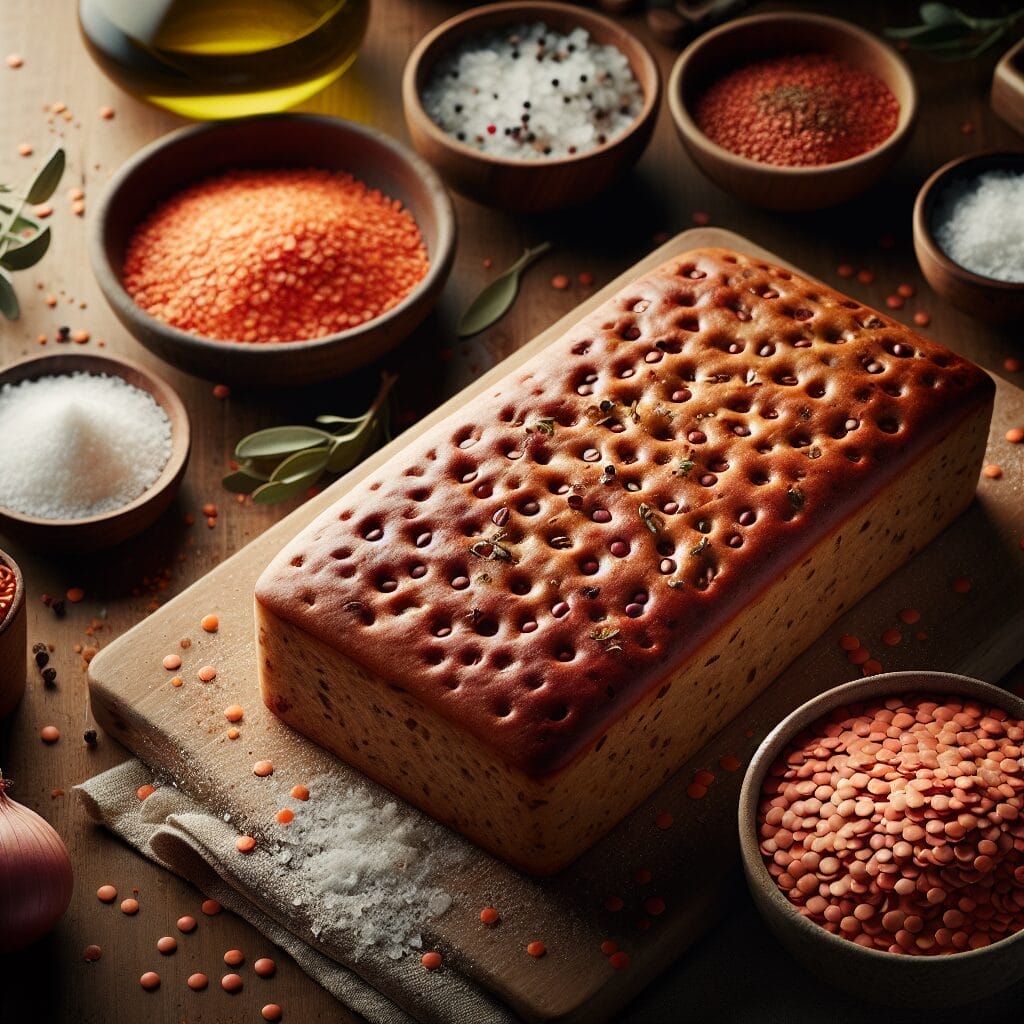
[1,3,1022,1022]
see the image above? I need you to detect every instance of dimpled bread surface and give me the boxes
[255,247,994,875]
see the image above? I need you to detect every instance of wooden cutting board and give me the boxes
[88,228,1024,1024]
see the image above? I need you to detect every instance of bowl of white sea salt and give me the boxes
[913,151,1024,324]
[402,1,660,211]
[0,353,190,550]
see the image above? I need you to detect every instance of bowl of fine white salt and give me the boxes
[0,353,190,550]
[913,151,1024,324]
[402,1,660,212]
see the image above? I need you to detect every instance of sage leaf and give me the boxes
[326,421,379,474]
[270,447,330,484]
[251,476,320,504]
[25,149,66,205]
[222,468,270,494]
[0,269,19,320]
[0,226,50,271]
[919,2,960,26]
[316,413,367,425]
[457,241,552,338]
[235,425,333,459]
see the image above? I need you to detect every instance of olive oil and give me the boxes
[78,0,370,119]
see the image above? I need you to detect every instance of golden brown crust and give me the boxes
[256,247,993,777]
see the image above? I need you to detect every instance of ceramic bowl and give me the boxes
[402,1,660,212]
[992,36,1024,137]
[739,670,1024,1008]
[90,114,456,386]
[0,353,190,550]
[668,12,917,210]
[913,150,1024,324]
[0,548,26,720]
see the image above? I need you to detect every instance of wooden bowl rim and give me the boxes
[739,669,1024,966]
[402,0,661,171]
[89,113,457,359]
[0,352,191,530]
[913,149,1024,294]
[667,11,918,179]
[995,33,1024,76]
[0,547,24,639]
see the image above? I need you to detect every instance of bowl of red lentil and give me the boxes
[668,13,917,211]
[90,114,456,387]
[739,670,1024,1007]
[402,1,661,212]
[0,548,26,720]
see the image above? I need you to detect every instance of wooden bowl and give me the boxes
[668,13,917,210]
[913,150,1024,324]
[90,114,456,386]
[739,670,1024,1008]
[0,353,190,551]
[0,548,26,720]
[402,1,661,212]
[992,36,1024,137]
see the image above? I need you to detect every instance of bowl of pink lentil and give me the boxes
[740,670,1024,1007]
[90,114,456,387]
[0,548,26,721]
[668,13,917,211]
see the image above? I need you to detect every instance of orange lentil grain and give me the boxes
[170,675,183,688]
[212,383,230,399]
[120,898,140,915]
[694,769,715,787]
[720,753,742,772]
[1004,356,1022,372]
[276,808,294,825]
[982,464,1003,480]
[97,884,118,903]
[420,951,443,970]
[69,189,84,203]
[221,973,243,993]
[136,784,156,800]
[201,613,219,632]
[644,896,666,916]
[33,203,53,218]
[847,646,871,665]
[177,915,197,932]
[197,665,216,682]
[163,654,182,670]
[262,1006,283,1022]
[692,210,711,226]
[6,54,23,68]
[550,274,570,291]
[40,725,60,743]
[99,105,115,119]
[254,957,276,977]
[604,895,624,912]
[236,836,257,854]
[156,936,177,955]
[140,971,160,991]
[479,906,500,925]
[224,948,244,966]
[836,264,854,278]
[201,899,222,916]
[686,782,707,799]
[952,577,971,594]
[1006,427,1024,444]
[654,811,673,830]
[838,634,860,651]
[71,330,89,343]
[899,608,921,624]
[224,704,244,723]
[206,516,217,528]
[881,628,902,647]
[609,951,631,970]
[18,143,32,157]
[897,282,915,298]
[45,294,57,307]
[227,726,240,739]
[857,269,875,285]
[885,295,904,310]
[862,658,883,675]
[188,973,209,991]
[913,311,931,327]
[526,941,546,958]
[600,939,619,955]
[290,784,310,801]
[66,586,85,603]
[72,200,85,216]
[578,271,595,286]
[84,944,102,962]
[633,867,652,884]
[253,760,274,777]
[482,257,493,269]
[202,503,218,517]
[124,168,429,344]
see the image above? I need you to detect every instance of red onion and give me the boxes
[0,773,73,952]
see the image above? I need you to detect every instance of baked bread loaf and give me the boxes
[255,247,994,875]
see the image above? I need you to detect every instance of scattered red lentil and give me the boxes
[694,769,715,787]
[654,811,673,830]
[124,168,429,344]
[236,835,257,854]
[253,760,274,777]
[982,463,1003,480]
[1006,427,1024,444]
[862,658,883,675]
[156,936,177,955]
[136,784,156,800]
[290,785,310,801]
[72,200,85,217]
[885,295,904,310]
[604,895,624,912]
[635,917,651,931]
[262,1006,283,1022]
[188,973,209,991]
[253,957,276,978]
[99,105,115,120]
[857,269,875,285]
[897,282,915,298]
[578,271,594,286]
[644,896,666,916]
[420,950,443,970]
[720,753,742,773]
[18,143,33,157]
[162,654,182,670]
[33,203,53,218]
[6,54,23,69]
[899,608,921,624]
[201,613,219,632]
[40,725,60,744]
[177,915,198,932]
[913,311,931,327]
[961,120,974,135]
[224,948,245,966]
[692,210,711,226]
[201,899,222,916]
[276,808,294,825]
[633,867,652,885]
[848,646,871,666]
[140,971,160,991]
[609,951,631,970]
[479,906,500,925]
[526,940,547,958]
[600,938,618,956]
[83,944,102,962]
[97,884,117,903]
[1005,356,1022,372]
[686,782,708,800]
[170,675,184,688]
[836,263,854,279]
[482,257,493,269]
[839,634,860,651]
[51,788,65,798]
[952,577,972,594]
[224,704,244,723]
[120,898,140,915]
[227,726,241,739]
[695,53,899,166]
[881,628,902,647]
[550,274,570,290]
[221,973,243,993]
[212,383,230,399]
[197,665,216,682]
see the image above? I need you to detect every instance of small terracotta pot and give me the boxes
[0,550,26,720]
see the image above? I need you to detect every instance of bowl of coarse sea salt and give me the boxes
[914,151,1024,324]
[0,353,190,550]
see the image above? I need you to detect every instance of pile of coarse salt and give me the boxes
[0,372,172,520]
[421,21,643,159]
[933,169,1024,283]
[261,775,460,961]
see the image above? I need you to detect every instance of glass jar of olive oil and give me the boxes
[78,0,370,119]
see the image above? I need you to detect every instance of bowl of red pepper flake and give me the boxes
[0,549,26,721]
[668,13,917,210]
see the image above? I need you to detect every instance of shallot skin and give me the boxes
[0,781,74,952]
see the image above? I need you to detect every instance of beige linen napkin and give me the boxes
[76,759,519,1024]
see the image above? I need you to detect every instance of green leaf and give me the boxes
[25,149,65,205]
[251,476,319,504]
[457,241,552,339]
[0,269,18,320]
[919,3,960,27]
[235,425,333,459]
[269,447,330,485]
[221,468,269,494]
[0,226,50,271]
[326,420,380,474]
[316,413,368,426]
